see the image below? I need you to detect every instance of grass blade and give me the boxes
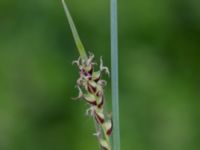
[61,0,87,59]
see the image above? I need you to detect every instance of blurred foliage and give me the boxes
[0,0,200,150]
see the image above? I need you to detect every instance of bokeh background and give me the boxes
[0,0,200,150]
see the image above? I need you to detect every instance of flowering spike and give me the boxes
[62,1,112,149]
[72,54,112,149]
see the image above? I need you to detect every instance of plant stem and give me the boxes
[110,0,120,150]
[61,0,87,60]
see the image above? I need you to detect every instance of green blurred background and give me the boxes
[0,0,200,150]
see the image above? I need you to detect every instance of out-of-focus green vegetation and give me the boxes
[0,0,200,150]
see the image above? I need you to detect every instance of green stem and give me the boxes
[110,0,120,150]
[61,0,87,59]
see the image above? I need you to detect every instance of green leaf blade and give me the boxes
[61,0,87,59]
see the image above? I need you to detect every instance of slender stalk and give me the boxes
[61,0,87,60]
[110,0,120,150]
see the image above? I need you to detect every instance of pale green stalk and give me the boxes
[61,0,87,60]
[110,0,120,150]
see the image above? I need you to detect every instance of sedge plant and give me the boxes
[62,0,113,150]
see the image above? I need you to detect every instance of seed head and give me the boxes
[73,53,112,150]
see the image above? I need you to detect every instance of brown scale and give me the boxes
[87,82,97,94]
[94,111,104,124]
